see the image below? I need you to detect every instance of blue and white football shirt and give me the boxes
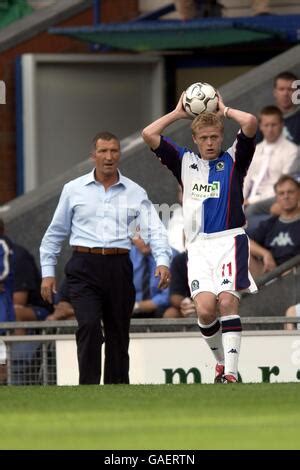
[153,131,256,244]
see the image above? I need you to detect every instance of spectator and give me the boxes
[175,0,198,19]
[257,71,300,146]
[0,219,14,384]
[249,175,300,277]
[273,71,300,146]
[12,243,53,335]
[175,0,270,19]
[0,219,53,334]
[251,1,270,15]
[285,304,300,331]
[164,251,196,318]
[131,234,170,318]
[0,219,15,329]
[244,105,299,233]
[174,0,222,19]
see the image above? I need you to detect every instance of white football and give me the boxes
[183,82,218,117]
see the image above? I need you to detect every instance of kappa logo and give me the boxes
[221,278,230,285]
[270,232,294,247]
[191,280,199,292]
[228,348,238,354]
[216,161,225,171]
[189,163,199,171]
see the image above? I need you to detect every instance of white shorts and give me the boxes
[187,228,257,299]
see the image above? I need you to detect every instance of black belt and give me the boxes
[73,246,129,255]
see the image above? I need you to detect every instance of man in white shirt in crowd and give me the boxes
[244,105,299,234]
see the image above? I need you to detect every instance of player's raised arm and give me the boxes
[217,92,257,138]
[142,93,190,150]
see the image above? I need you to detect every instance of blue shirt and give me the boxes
[0,236,15,325]
[13,243,51,311]
[130,246,170,309]
[153,132,255,242]
[251,216,300,265]
[40,170,172,277]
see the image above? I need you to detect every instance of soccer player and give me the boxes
[142,92,258,383]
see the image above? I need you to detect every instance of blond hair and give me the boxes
[191,112,224,135]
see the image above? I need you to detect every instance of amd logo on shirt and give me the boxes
[191,181,220,200]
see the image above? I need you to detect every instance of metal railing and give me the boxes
[0,315,299,386]
[255,254,300,289]
[1,314,300,333]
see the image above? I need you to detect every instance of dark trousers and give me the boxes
[65,252,135,385]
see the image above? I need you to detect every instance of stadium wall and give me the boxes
[56,330,300,385]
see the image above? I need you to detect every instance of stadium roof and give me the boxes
[49,14,300,52]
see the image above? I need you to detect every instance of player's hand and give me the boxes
[175,92,192,119]
[216,91,225,116]
[41,276,57,304]
[155,266,170,289]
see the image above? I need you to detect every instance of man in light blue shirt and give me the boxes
[40,131,171,385]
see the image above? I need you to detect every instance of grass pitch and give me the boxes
[0,383,299,450]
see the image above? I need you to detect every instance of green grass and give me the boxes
[0,383,299,449]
